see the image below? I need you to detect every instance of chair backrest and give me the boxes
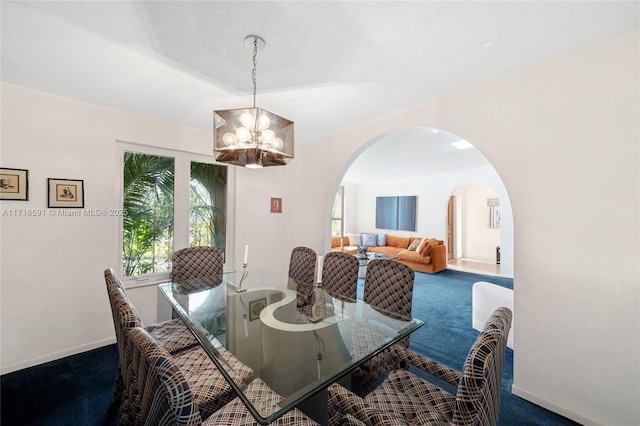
[104,268,143,366]
[105,267,126,296]
[288,246,317,285]
[363,259,415,321]
[128,327,203,426]
[171,246,224,291]
[453,307,513,426]
[322,251,359,301]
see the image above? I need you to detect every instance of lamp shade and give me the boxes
[214,107,294,168]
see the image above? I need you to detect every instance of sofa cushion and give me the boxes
[376,234,387,246]
[398,249,432,265]
[331,236,349,248]
[408,238,422,251]
[361,234,377,247]
[348,233,362,246]
[386,235,411,249]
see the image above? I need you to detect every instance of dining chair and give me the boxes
[171,246,224,291]
[353,259,415,395]
[321,251,359,301]
[107,284,253,424]
[287,246,317,307]
[104,268,200,404]
[127,326,320,426]
[328,307,513,426]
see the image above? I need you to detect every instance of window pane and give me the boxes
[122,152,174,277]
[189,162,227,257]
[332,186,344,236]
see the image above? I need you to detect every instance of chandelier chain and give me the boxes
[252,38,258,108]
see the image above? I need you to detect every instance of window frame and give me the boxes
[117,141,235,288]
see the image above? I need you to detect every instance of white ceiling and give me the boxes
[2,1,637,181]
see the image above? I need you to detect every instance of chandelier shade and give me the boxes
[214,107,294,168]
[213,35,294,168]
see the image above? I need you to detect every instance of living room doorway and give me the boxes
[446,184,501,276]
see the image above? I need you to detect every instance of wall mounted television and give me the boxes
[375,196,417,231]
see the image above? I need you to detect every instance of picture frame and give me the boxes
[270,197,282,213]
[48,178,84,208]
[249,297,267,321]
[0,168,29,201]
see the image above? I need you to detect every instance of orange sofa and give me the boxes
[331,234,446,274]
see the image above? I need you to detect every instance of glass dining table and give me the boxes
[157,271,423,425]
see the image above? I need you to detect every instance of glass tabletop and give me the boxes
[157,272,423,424]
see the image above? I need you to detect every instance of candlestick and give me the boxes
[316,255,324,284]
[237,262,248,292]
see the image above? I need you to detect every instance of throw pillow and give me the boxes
[361,234,377,247]
[419,240,436,257]
[408,238,422,251]
[416,238,429,254]
[376,233,387,246]
[348,233,361,246]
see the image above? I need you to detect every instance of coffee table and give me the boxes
[355,252,400,278]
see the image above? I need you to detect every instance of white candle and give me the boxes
[243,245,249,264]
[316,255,324,283]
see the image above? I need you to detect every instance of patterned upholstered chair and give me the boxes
[104,268,200,403]
[287,246,317,307]
[171,246,224,291]
[127,326,319,426]
[322,251,359,301]
[353,259,415,394]
[328,307,513,426]
[106,279,253,424]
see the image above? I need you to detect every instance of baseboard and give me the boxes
[511,383,600,426]
[0,336,116,375]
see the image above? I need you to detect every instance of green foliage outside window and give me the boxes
[122,153,227,277]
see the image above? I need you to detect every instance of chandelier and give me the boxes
[213,35,294,168]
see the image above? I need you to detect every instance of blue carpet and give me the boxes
[358,269,580,426]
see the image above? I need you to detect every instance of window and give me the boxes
[331,186,344,236]
[122,152,175,276]
[120,143,232,281]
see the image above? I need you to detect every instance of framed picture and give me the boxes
[270,197,282,213]
[0,168,29,201]
[249,297,267,321]
[48,178,84,208]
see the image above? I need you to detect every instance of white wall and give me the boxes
[1,28,638,426]
[453,183,501,262]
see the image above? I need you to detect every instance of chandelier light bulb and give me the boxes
[273,138,284,150]
[261,129,275,144]
[236,127,251,142]
[240,112,255,129]
[257,114,271,130]
[222,133,236,146]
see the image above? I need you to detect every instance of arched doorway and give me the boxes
[335,126,513,278]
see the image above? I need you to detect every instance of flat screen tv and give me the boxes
[375,196,417,231]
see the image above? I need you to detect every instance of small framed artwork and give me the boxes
[270,197,282,213]
[249,297,267,321]
[0,168,29,201]
[0,167,29,201]
[48,178,84,208]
